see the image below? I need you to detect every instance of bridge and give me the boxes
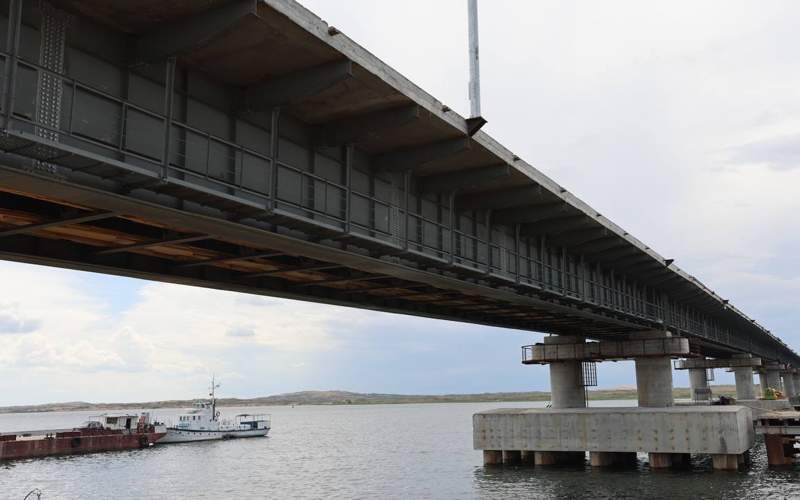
[0,1,797,373]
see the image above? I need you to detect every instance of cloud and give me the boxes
[226,326,256,338]
[0,303,40,335]
[725,132,800,171]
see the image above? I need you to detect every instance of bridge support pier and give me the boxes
[635,357,673,407]
[633,331,674,407]
[545,336,587,409]
[712,453,745,471]
[483,450,503,465]
[762,366,783,397]
[731,354,758,400]
[688,366,710,402]
[734,367,756,400]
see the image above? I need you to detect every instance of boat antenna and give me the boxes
[210,375,220,421]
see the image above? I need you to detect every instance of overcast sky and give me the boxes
[1,1,799,405]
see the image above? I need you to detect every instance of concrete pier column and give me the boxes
[732,354,757,400]
[648,453,673,469]
[763,368,783,397]
[688,367,710,402]
[712,453,743,471]
[632,331,675,407]
[544,335,586,409]
[782,373,796,398]
[483,450,503,465]
[635,357,674,407]
[734,367,756,399]
[793,374,800,396]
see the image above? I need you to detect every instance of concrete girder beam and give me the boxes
[587,245,640,262]
[606,251,654,266]
[569,237,626,256]
[243,60,354,110]
[519,215,594,237]
[420,164,512,194]
[456,185,550,211]
[547,227,610,249]
[135,0,258,64]
[492,202,570,226]
[373,137,471,172]
[312,105,420,146]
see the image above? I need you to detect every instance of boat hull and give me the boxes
[159,427,269,444]
[0,431,165,461]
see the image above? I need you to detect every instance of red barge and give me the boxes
[0,413,166,461]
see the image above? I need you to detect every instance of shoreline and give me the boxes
[0,386,737,414]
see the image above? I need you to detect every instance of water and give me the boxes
[0,401,797,499]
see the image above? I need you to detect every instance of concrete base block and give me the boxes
[474,407,754,456]
[738,399,792,418]
[502,450,521,464]
[590,451,637,467]
[534,451,585,466]
[712,453,743,471]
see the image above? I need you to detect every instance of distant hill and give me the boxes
[0,386,737,414]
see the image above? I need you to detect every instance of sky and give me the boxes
[2,0,800,405]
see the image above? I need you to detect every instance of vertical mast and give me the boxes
[210,375,217,421]
[467,0,481,118]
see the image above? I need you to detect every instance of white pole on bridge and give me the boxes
[467,0,481,118]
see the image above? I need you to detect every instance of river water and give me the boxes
[0,401,797,499]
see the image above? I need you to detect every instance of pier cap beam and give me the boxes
[522,336,689,364]
[674,357,762,370]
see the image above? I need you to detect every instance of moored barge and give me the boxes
[0,413,166,461]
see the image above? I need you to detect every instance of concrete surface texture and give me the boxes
[473,406,755,455]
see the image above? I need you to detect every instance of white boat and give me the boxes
[158,378,271,444]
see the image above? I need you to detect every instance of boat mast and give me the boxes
[209,375,219,421]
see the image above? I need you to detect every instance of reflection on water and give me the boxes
[0,401,797,499]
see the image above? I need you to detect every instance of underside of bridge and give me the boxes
[0,0,796,365]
